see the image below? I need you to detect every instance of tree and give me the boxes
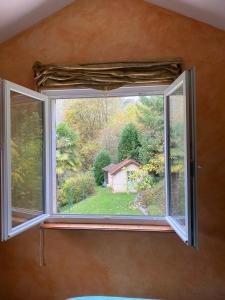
[136,96,164,164]
[65,98,117,143]
[98,127,119,163]
[56,122,80,184]
[99,103,138,163]
[93,150,111,185]
[137,96,164,131]
[79,141,100,171]
[118,123,141,162]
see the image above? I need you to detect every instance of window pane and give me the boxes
[55,95,165,216]
[11,91,44,228]
[168,84,186,228]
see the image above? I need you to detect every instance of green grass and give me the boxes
[148,204,164,216]
[59,187,144,215]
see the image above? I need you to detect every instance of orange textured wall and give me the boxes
[0,1,225,299]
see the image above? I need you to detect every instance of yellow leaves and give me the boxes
[143,154,164,175]
[109,104,139,134]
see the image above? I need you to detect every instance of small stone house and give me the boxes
[103,159,140,193]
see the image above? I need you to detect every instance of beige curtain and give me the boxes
[33,60,182,91]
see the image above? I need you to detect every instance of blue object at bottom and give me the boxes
[67,297,155,300]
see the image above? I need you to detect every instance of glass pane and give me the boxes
[168,83,186,228]
[55,95,165,216]
[11,91,44,228]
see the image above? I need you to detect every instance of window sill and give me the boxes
[40,222,174,233]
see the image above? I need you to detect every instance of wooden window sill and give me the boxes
[40,222,174,232]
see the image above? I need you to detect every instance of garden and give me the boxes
[56,94,167,216]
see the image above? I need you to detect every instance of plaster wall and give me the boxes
[0,1,225,299]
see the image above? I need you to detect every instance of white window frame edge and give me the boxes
[1,80,50,241]
[42,84,169,225]
[164,74,189,242]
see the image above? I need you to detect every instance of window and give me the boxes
[0,70,197,246]
[54,94,165,217]
[164,70,197,245]
[0,80,50,240]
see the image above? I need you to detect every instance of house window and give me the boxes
[55,94,165,217]
[0,69,197,247]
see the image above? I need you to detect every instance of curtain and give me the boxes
[33,60,182,91]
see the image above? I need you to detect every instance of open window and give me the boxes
[0,80,50,240]
[0,69,197,247]
[164,69,197,247]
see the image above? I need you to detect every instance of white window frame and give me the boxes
[1,80,51,240]
[164,69,197,247]
[42,85,168,226]
[0,70,197,247]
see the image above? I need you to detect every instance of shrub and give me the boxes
[93,150,111,186]
[58,172,95,207]
[141,179,165,215]
[128,168,156,192]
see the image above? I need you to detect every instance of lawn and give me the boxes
[59,187,144,215]
[148,204,164,216]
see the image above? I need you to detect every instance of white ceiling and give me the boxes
[147,0,225,31]
[0,0,224,44]
[0,0,74,43]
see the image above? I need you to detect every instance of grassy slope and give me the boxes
[60,187,143,215]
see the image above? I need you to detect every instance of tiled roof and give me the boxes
[103,159,140,175]
[102,163,116,173]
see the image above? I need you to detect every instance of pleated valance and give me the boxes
[33,60,182,91]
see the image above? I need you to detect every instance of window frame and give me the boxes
[42,84,168,225]
[1,80,51,241]
[0,73,197,246]
[164,69,197,247]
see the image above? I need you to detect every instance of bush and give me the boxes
[141,179,165,215]
[93,150,111,186]
[58,172,95,207]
